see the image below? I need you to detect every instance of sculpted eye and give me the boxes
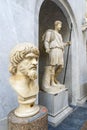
[29,57,33,61]
[36,57,38,61]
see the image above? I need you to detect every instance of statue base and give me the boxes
[39,88,73,126]
[14,104,40,117]
[8,106,48,130]
[42,84,65,94]
[81,121,87,130]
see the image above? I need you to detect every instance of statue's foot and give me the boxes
[52,81,65,89]
[54,78,60,84]
[42,84,65,94]
[51,82,58,87]
[42,85,61,94]
[57,84,65,89]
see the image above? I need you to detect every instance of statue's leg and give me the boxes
[50,66,57,87]
[54,65,64,84]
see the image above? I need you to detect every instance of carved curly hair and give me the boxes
[9,43,39,75]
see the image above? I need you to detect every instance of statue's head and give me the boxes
[54,20,62,31]
[9,43,39,80]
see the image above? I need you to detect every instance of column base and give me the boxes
[48,106,73,127]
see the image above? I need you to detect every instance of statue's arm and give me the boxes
[60,34,71,48]
[44,31,51,53]
[63,41,71,47]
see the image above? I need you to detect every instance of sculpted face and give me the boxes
[56,23,62,31]
[17,53,38,80]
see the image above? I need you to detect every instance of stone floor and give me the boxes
[0,103,87,130]
[48,103,87,130]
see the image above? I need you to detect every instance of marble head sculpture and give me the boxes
[9,43,39,117]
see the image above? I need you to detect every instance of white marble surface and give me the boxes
[39,89,69,116]
[39,89,73,126]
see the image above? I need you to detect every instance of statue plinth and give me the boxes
[81,121,87,130]
[42,84,65,94]
[39,88,73,126]
[8,106,48,130]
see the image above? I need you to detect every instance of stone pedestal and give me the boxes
[8,106,48,130]
[81,121,87,130]
[39,88,73,127]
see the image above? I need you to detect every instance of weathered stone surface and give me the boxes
[39,89,73,126]
[8,106,48,130]
[81,121,87,130]
[39,89,69,116]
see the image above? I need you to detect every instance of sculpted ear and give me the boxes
[9,65,17,75]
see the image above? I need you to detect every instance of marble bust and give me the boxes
[9,43,40,117]
[42,20,71,94]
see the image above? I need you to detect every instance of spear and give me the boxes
[63,23,73,84]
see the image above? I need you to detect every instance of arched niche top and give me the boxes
[34,0,79,36]
[39,0,70,43]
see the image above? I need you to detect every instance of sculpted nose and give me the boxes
[32,58,37,65]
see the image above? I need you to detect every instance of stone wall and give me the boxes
[0,0,36,120]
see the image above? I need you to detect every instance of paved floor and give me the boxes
[48,106,87,130]
[0,104,87,130]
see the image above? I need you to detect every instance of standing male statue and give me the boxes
[42,20,71,94]
[9,43,40,117]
